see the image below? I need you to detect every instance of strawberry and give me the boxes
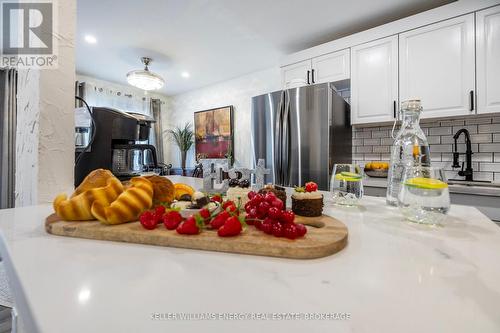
[154,205,166,216]
[222,200,235,210]
[199,208,211,220]
[218,216,243,237]
[225,204,238,215]
[140,211,157,230]
[305,181,318,192]
[162,211,183,230]
[211,194,222,203]
[176,215,203,235]
[210,211,230,229]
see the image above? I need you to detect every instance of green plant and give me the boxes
[167,122,194,153]
[166,123,194,174]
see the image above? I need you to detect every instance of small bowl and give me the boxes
[171,201,221,219]
[364,169,388,178]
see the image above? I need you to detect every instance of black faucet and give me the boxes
[452,128,473,181]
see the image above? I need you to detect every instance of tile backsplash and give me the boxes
[352,115,500,182]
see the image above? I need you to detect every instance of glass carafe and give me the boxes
[386,100,430,206]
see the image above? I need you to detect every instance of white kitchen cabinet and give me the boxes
[311,49,350,84]
[399,14,475,118]
[476,5,500,115]
[350,35,399,124]
[281,60,312,89]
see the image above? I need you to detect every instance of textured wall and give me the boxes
[353,115,500,182]
[164,67,281,169]
[15,69,40,206]
[15,0,76,205]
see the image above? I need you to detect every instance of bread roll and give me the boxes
[53,177,123,221]
[91,177,153,225]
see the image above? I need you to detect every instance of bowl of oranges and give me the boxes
[364,161,389,178]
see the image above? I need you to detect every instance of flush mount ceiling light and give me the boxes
[126,57,165,91]
[84,34,97,44]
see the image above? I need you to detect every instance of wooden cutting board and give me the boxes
[45,214,348,259]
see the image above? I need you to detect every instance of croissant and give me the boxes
[72,169,116,197]
[91,177,153,225]
[53,176,124,221]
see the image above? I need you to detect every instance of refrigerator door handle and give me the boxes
[282,91,291,186]
[274,93,284,184]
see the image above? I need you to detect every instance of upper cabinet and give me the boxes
[311,49,350,85]
[476,5,500,115]
[281,49,350,89]
[350,36,399,124]
[399,14,475,118]
[282,60,312,89]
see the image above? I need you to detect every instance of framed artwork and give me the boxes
[194,106,234,163]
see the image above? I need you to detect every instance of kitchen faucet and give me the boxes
[452,128,473,181]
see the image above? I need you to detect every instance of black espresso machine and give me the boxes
[75,107,158,187]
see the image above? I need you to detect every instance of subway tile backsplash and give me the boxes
[352,115,500,182]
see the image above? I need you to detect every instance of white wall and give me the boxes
[16,0,76,205]
[76,74,170,112]
[164,67,281,169]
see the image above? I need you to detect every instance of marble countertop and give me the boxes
[1,176,500,333]
[364,177,500,197]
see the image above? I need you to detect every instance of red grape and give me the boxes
[270,198,284,211]
[295,223,307,237]
[284,223,297,239]
[267,207,281,220]
[272,223,284,237]
[280,210,295,224]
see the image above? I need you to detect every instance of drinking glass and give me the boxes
[330,164,363,206]
[398,166,450,225]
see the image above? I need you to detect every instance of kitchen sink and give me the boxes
[448,179,500,188]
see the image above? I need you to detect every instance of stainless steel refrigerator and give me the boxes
[251,82,351,191]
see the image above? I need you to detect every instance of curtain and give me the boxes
[82,81,151,115]
[150,98,164,163]
[0,69,17,209]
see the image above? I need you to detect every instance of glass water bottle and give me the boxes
[386,100,430,206]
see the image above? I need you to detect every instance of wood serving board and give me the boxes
[45,214,348,259]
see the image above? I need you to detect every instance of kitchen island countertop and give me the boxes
[1,176,500,333]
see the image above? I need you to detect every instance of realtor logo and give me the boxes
[2,1,52,54]
[1,1,57,68]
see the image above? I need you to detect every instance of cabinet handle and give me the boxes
[393,100,397,119]
[469,90,474,112]
[306,70,310,85]
[311,69,315,84]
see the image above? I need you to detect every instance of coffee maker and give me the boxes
[75,107,158,186]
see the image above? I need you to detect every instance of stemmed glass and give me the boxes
[330,164,363,206]
[398,166,450,225]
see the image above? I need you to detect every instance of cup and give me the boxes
[330,164,363,206]
[398,166,450,225]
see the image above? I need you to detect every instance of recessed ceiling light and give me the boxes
[84,35,97,44]
[181,71,190,78]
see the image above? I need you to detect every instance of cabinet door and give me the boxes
[399,14,475,118]
[311,49,350,84]
[477,5,500,115]
[281,60,312,89]
[351,36,398,125]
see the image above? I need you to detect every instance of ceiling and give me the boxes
[76,0,453,96]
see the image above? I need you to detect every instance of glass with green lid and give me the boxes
[330,164,363,206]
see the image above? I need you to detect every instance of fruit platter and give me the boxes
[364,161,389,178]
[46,169,348,259]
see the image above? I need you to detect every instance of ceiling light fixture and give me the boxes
[84,34,97,44]
[126,57,165,91]
[181,71,190,78]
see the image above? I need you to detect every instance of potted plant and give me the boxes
[167,122,194,176]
